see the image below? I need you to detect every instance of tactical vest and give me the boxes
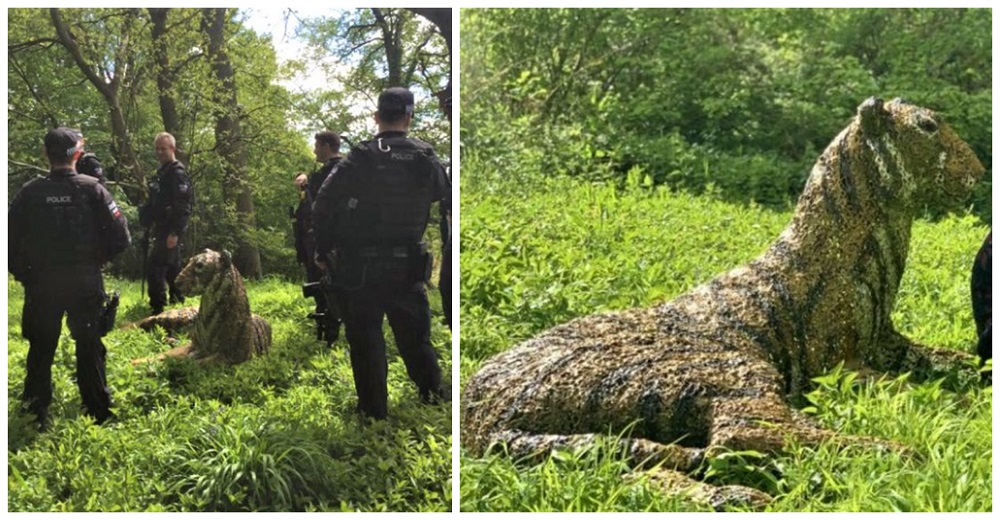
[334,136,437,247]
[22,174,103,269]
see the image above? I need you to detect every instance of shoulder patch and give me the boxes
[107,200,122,218]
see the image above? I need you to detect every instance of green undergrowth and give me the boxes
[7,276,452,512]
[459,166,992,512]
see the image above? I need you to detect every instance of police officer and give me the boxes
[139,132,193,315]
[313,87,451,420]
[76,151,106,185]
[293,131,344,298]
[8,127,131,429]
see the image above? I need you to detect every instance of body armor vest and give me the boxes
[334,137,436,247]
[23,175,102,269]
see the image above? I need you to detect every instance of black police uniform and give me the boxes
[313,131,450,419]
[295,157,342,287]
[971,231,991,381]
[438,164,453,330]
[140,160,193,313]
[76,153,106,185]
[8,165,131,426]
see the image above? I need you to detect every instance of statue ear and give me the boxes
[858,97,888,137]
[221,250,232,267]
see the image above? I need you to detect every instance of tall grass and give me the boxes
[7,276,452,511]
[459,156,991,512]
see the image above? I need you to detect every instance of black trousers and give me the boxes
[439,237,452,330]
[21,271,112,424]
[304,235,328,313]
[147,234,184,309]
[341,280,442,419]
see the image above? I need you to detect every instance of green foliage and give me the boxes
[7,276,452,511]
[460,438,698,512]
[461,8,991,221]
[459,159,991,511]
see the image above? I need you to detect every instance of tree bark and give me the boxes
[148,8,188,165]
[407,8,452,120]
[202,8,261,278]
[371,8,404,87]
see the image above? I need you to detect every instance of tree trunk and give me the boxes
[372,8,404,87]
[407,8,452,121]
[148,8,188,165]
[202,8,261,278]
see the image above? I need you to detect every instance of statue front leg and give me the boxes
[879,329,980,387]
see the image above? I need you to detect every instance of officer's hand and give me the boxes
[166,234,179,249]
[294,173,308,189]
[314,253,327,271]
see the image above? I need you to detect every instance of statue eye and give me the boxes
[917,118,939,134]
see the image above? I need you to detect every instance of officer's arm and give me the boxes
[166,166,193,236]
[312,165,340,255]
[428,154,450,204]
[8,187,29,279]
[93,184,132,262]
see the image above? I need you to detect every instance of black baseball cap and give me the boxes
[377,87,415,117]
[44,127,83,157]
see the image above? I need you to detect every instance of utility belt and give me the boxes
[337,242,428,259]
[328,242,432,288]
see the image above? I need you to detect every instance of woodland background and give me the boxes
[8,7,452,280]
[461,8,991,221]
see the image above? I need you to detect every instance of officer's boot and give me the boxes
[420,384,452,405]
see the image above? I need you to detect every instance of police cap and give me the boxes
[377,87,415,118]
[44,127,83,158]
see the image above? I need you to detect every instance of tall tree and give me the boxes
[202,7,261,278]
[148,8,188,164]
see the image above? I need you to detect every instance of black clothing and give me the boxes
[9,168,130,280]
[314,131,449,251]
[342,282,440,419]
[8,167,130,425]
[312,131,450,419]
[139,160,193,311]
[294,157,344,339]
[294,157,341,283]
[148,235,184,313]
[971,231,991,338]
[76,153,106,185]
[971,232,991,381]
[22,274,112,425]
[438,164,453,330]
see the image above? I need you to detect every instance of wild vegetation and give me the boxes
[460,7,991,512]
[7,276,453,511]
